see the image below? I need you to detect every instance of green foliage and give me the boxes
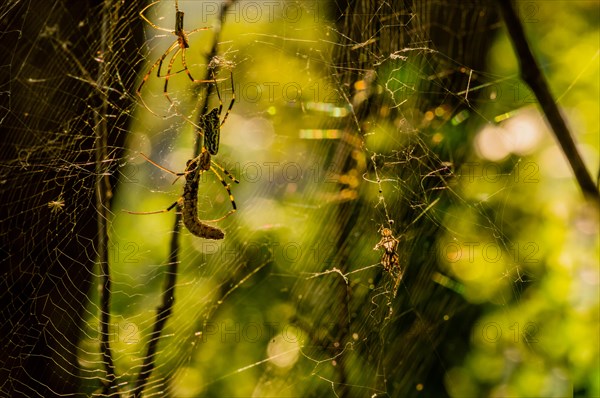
[78,1,598,396]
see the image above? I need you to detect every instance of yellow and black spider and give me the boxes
[124,73,238,239]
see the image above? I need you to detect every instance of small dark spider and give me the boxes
[137,0,214,116]
[374,227,403,296]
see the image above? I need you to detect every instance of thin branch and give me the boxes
[133,210,181,398]
[194,0,238,156]
[97,0,119,393]
[497,0,600,201]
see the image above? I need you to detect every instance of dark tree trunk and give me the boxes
[0,1,142,395]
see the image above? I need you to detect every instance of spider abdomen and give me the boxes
[201,108,222,155]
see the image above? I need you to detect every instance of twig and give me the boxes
[97,0,119,393]
[194,0,237,156]
[133,210,181,398]
[497,0,599,201]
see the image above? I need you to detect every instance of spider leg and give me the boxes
[140,153,184,177]
[186,27,211,35]
[139,152,194,185]
[139,1,172,33]
[163,47,183,107]
[159,48,213,130]
[220,97,235,127]
[137,40,179,96]
[137,42,191,121]
[179,47,214,84]
[208,165,237,212]
[200,209,236,223]
[138,0,216,126]
[122,199,181,215]
[219,72,235,127]
[211,160,239,183]
[392,268,403,298]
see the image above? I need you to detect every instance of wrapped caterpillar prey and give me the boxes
[122,150,234,240]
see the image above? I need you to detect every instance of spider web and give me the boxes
[1,0,598,397]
